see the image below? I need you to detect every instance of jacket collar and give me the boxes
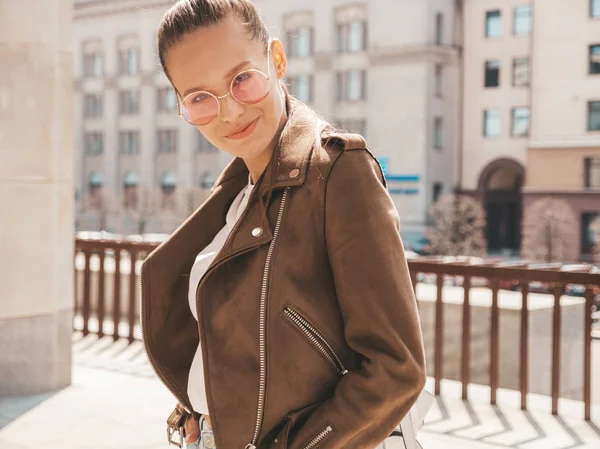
[210,90,321,198]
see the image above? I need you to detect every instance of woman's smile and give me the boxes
[226,117,259,140]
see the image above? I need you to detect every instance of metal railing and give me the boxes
[74,238,156,342]
[408,258,599,421]
[74,238,599,420]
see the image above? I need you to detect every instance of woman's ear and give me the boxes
[270,38,287,80]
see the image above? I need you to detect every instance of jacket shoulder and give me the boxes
[320,131,367,151]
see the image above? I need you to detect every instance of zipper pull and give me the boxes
[245,444,257,449]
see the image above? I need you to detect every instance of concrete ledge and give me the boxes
[0,310,72,398]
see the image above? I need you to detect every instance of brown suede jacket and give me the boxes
[141,95,426,449]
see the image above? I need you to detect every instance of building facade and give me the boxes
[74,0,599,259]
[74,0,233,235]
[460,0,600,260]
[526,0,600,261]
[73,0,459,244]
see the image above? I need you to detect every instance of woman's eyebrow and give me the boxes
[182,60,252,97]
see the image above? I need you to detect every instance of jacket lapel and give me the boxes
[205,95,320,267]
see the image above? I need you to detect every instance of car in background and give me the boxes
[561,264,599,297]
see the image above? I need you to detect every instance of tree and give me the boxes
[426,194,487,257]
[521,197,578,263]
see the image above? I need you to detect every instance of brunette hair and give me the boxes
[157,0,270,80]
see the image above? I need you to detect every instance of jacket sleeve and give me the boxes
[286,147,427,449]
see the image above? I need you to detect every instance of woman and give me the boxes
[141,1,427,448]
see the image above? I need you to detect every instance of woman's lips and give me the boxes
[227,118,259,140]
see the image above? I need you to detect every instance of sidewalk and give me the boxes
[0,333,599,449]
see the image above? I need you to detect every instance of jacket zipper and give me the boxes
[283,307,349,376]
[140,261,194,413]
[140,180,267,416]
[301,425,334,449]
[245,187,290,449]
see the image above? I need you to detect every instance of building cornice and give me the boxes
[74,0,173,19]
[529,138,600,150]
[522,189,600,196]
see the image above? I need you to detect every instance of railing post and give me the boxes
[113,249,122,341]
[584,286,593,421]
[128,250,138,344]
[461,276,471,400]
[490,279,500,405]
[82,249,92,337]
[97,250,106,339]
[520,282,530,411]
[551,284,563,415]
[435,273,444,395]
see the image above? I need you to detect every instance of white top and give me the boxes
[187,174,255,414]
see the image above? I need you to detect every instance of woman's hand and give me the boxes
[184,415,212,444]
[184,415,200,444]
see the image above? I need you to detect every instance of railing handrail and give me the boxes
[76,237,159,253]
[408,259,600,285]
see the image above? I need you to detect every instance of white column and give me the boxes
[0,0,74,396]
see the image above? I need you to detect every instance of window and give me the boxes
[433,183,443,203]
[484,109,501,137]
[486,10,502,38]
[198,134,218,153]
[287,26,314,58]
[513,57,530,86]
[119,47,139,75]
[157,87,178,112]
[589,44,600,74]
[585,158,600,188]
[84,132,103,155]
[89,172,103,195]
[83,51,102,78]
[591,0,600,18]
[119,131,139,154]
[83,93,103,118]
[435,64,443,97]
[337,21,367,53]
[434,117,443,149]
[288,74,313,103]
[485,60,500,87]
[435,13,444,45]
[119,90,139,114]
[337,119,367,137]
[589,101,600,131]
[160,172,177,204]
[511,107,530,137]
[581,212,599,255]
[157,129,178,153]
[336,70,367,102]
[123,172,139,209]
[514,6,532,36]
[347,70,365,101]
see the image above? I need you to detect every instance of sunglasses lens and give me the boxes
[182,92,219,125]
[231,70,270,104]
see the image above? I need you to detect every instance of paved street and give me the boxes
[0,333,599,449]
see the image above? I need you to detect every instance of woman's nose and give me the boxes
[218,93,244,123]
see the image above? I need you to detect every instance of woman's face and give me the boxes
[164,14,288,163]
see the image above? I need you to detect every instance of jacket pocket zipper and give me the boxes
[301,425,334,449]
[282,307,348,376]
